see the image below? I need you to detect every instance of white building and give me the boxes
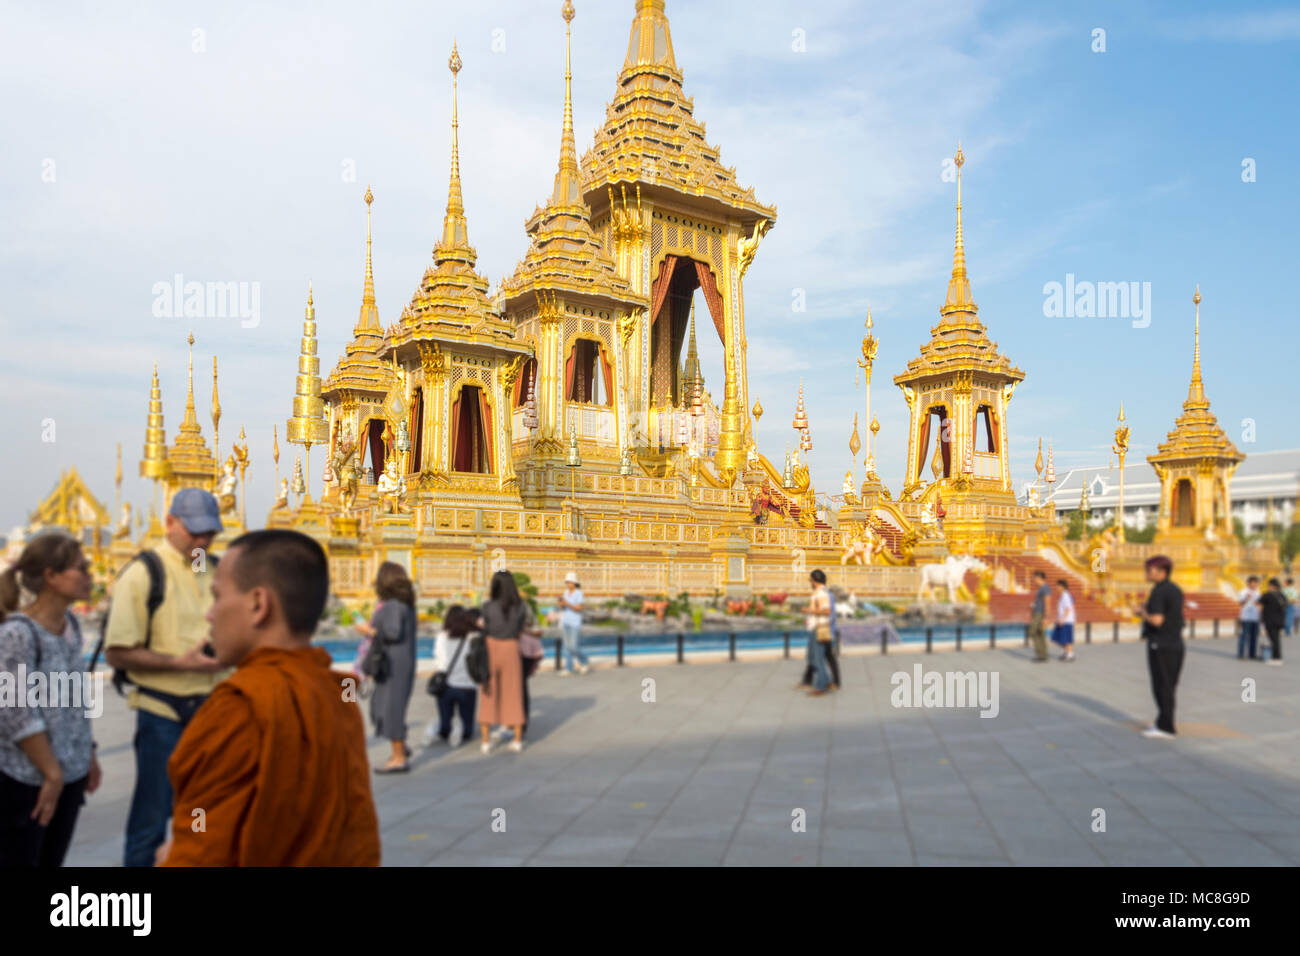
[1045,449,1298,535]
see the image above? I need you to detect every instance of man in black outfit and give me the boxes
[1135,555,1184,739]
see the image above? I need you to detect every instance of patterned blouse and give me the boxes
[0,612,95,786]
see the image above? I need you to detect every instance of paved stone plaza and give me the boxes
[65,637,1299,866]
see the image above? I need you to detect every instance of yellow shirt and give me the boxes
[104,543,230,721]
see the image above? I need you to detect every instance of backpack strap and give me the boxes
[89,550,166,675]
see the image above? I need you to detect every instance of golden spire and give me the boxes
[211,355,222,477]
[139,362,171,480]
[115,443,122,488]
[181,331,199,431]
[357,184,381,332]
[1034,436,1044,477]
[623,0,678,75]
[550,1,582,208]
[286,284,329,450]
[435,41,475,266]
[942,143,977,317]
[1188,285,1205,404]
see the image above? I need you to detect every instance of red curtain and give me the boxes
[564,350,577,402]
[478,388,494,474]
[367,419,386,478]
[650,255,679,326]
[600,348,614,408]
[938,408,951,477]
[916,413,931,481]
[693,260,726,344]
[450,398,462,472]
[410,388,424,473]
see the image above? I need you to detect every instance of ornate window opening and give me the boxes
[566,339,613,406]
[1173,478,1195,527]
[451,385,493,475]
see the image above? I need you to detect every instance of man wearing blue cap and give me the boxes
[104,488,229,866]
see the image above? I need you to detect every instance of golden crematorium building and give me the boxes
[18,0,1281,616]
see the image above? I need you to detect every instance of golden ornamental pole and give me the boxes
[1112,403,1129,543]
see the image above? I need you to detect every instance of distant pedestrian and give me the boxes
[368,562,417,773]
[103,487,226,867]
[1136,555,1184,739]
[798,586,841,689]
[1237,576,1261,660]
[0,533,102,867]
[1028,570,1050,662]
[425,605,477,746]
[1282,578,1297,636]
[557,572,589,676]
[476,571,532,754]
[1258,578,1286,666]
[1051,579,1076,662]
[803,570,833,697]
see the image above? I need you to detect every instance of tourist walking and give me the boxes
[0,533,102,867]
[803,570,833,697]
[1051,579,1076,662]
[1283,577,1297,636]
[367,562,417,773]
[103,488,226,867]
[557,571,589,675]
[159,530,380,865]
[476,571,532,753]
[799,585,842,689]
[1028,570,1050,662]
[1258,578,1286,666]
[1237,576,1261,659]
[425,605,477,746]
[1135,555,1184,739]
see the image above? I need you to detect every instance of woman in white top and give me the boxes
[1051,579,1076,662]
[424,606,479,747]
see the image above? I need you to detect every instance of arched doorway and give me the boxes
[648,255,725,408]
[1173,478,1195,527]
[451,385,493,474]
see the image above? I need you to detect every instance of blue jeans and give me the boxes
[1238,621,1260,659]
[561,623,588,672]
[124,709,185,867]
[805,635,830,691]
[436,686,477,741]
[1286,604,1295,636]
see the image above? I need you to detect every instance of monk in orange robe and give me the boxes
[160,530,380,866]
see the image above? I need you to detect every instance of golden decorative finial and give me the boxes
[1118,401,1125,422]
[286,284,328,502]
[1034,436,1044,476]
[870,416,880,435]
[356,185,380,332]
[942,142,976,317]
[752,398,763,422]
[181,330,198,429]
[210,354,222,480]
[115,443,122,488]
[435,40,474,264]
[849,412,861,457]
[545,0,583,210]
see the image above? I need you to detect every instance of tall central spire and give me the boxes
[942,143,976,317]
[1187,285,1206,405]
[550,1,582,208]
[357,185,380,332]
[180,331,200,432]
[435,41,475,266]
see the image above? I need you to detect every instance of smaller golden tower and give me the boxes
[166,332,218,499]
[286,285,329,503]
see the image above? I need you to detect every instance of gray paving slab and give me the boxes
[58,637,1300,866]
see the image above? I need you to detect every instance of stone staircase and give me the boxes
[977,553,1125,624]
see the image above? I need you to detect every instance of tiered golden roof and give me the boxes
[387,45,512,353]
[502,1,641,311]
[285,287,329,448]
[29,467,109,531]
[579,0,775,225]
[139,362,171,481]
[895,147,1024,387]
[166,333,217,487]
[1148,287,1243,466]
[325,186,391,397]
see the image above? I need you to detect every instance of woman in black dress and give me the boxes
[368,562,417,772]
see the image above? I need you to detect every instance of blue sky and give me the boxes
[2,0,1297,530]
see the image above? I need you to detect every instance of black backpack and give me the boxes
[89,550,218,696]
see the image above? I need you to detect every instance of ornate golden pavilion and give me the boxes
[18,0,1278,608]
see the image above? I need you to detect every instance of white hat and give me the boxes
[564,572,579,585]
